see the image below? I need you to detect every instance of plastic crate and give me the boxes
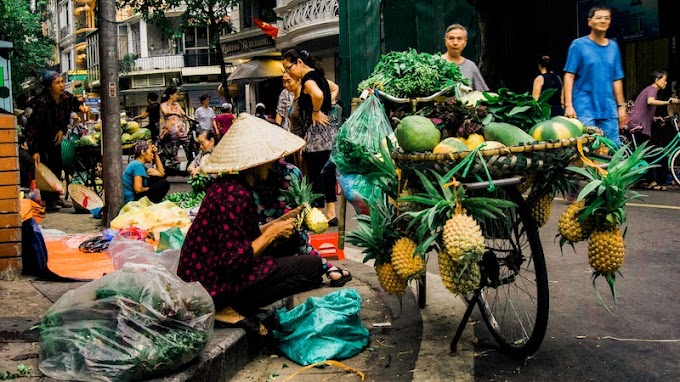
[308,232,345,260]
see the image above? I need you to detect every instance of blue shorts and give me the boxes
[579,117,621,146]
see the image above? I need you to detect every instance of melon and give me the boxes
[125,121,141,134]
[462,133,485,150]
[121,133,132,143]
[130,128,151,141]
[567,117,587,134]
[528,117,582,141]
[433,137,470,154]
[395,116,441,152]
[480,141,506,150]
[483,122,536,146]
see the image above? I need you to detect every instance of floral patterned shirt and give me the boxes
[177,175,279,297]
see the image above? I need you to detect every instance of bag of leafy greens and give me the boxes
[39,263,215,382]
[331,94,395,175]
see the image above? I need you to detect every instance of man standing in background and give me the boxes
[563,6,627,145]
[441,23,489,91]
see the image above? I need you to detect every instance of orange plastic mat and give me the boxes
[45,234,115,281]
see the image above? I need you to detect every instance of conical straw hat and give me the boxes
[202,113,306,173]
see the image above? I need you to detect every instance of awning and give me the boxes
[227,59,284,82]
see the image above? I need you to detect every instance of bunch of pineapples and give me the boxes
[398,169,515,295]
[559,141,659,300]
[345,195,425,298]
[281,176,329,234]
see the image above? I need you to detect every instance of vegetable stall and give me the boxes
[63,117,152,196]
[335,49,657,359]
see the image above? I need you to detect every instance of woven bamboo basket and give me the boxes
[392,135,597,179]
[68,183,104,213]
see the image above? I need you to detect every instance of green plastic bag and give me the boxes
[156,227,185,253]
[273,289,369,366]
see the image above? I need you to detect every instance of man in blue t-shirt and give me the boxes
[563,6,628,146]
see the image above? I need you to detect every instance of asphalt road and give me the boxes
[472,191,680,381]
[340,187,680,381]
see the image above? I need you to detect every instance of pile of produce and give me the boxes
[357,49,471,98]
[164,173,212,209]
[39,264,214,381]
[76,118,151,146]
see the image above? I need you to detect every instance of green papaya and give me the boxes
[483,122,536,146]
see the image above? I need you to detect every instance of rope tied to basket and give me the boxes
[577,139,608,177]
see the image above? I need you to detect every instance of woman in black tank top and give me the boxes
[532,55,564,117]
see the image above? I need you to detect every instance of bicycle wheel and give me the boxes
[476,186,549,359]
[671,149,680,186]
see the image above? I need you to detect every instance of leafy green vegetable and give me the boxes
[358,49,471,98]
[417,96,490,138]
[478,88,555,131]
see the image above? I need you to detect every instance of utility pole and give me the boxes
[98,0,123,226]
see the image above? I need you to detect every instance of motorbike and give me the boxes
[155,115,201,176]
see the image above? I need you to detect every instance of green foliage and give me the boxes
[117,0,238,45]
[478,87,555,131]
[0,364,31,380]
[357,48,471,98]
[0,0,55,96]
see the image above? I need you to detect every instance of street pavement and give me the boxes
[1,178,678,381]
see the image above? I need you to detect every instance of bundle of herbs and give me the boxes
[477,88,555,131]
[39,264,215,382]
[417,96,491,139]
[357,49,471,98]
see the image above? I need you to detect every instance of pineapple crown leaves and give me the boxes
[344,194,400,266]
[398,169,516,256]
[568,141,659,229]
[281,175,323,207]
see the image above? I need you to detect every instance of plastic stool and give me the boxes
[309,232,345,260]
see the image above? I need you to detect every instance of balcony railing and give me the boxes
[121,54,185,72]
[59,26,70,40]
[279,0,338,34]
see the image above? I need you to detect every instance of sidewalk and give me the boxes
[0,199,424,381]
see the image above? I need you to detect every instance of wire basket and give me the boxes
[68,183,104,213]
[392,135,597,179]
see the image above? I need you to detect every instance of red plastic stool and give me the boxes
[309,232,345,260]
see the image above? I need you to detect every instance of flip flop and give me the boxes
[327,268,352,287]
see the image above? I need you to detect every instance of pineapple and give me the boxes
[399,169,515,297]
[391,237,426,280]
[557,199,593,243]
[451,262,481,295]
[375,263,408,296]
[282,176,328,234]
[442,207,485,263]
[345,195,408,298]
[588,229,625,276]
[565,140,657,301]
[529,192,553,228]
[438,250,457,293]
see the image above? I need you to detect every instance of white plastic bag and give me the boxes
[39,263,214,382]
[107,235,180,274]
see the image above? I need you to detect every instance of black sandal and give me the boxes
[326,268,352,287]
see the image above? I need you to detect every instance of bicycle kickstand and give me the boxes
[450,292,479,354]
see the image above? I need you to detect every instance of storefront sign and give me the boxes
[85,97,99,106]
[576,0,659,41]
[67,70,88,82]
[221,35,275,55]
